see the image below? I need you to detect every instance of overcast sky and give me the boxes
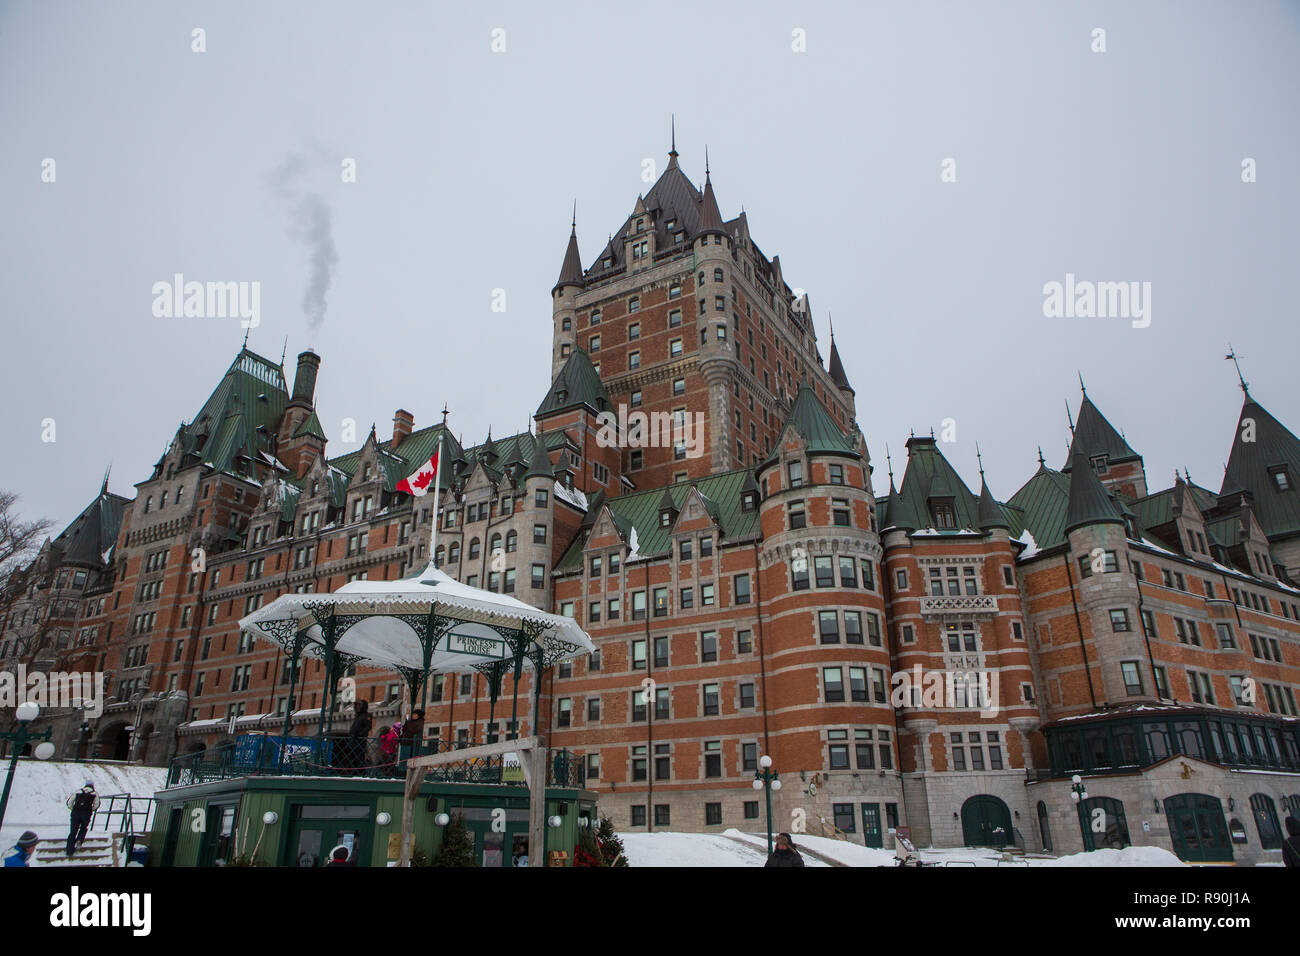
[3,0,1297,533]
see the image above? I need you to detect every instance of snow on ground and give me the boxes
[0,759,166,852]
[640,831,1188,867]
[1039,846,1185,867]
[621,831,830,867]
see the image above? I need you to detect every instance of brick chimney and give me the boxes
[393,409,414,449]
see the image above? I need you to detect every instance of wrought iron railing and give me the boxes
[165,733,585,790]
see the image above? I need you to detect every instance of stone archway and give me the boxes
[96,722,132,761]
[961,794,1013,848]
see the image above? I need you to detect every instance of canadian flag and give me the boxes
[397,450,439,497]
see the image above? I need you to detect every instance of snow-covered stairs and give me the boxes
[30,834,118,867]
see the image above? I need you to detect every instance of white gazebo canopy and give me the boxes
[237,563,594,675]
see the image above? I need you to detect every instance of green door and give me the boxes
[457,806,530,867]
[860,803,883,848]
[1165,793,1232,863]
[287,803,373,867]
[961,795,1012,847]
[160,807,183,867]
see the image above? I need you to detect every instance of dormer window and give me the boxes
[665,219,675,231]
[659,510,673,528]
[931,500,957,529]
[636,218,644,232]
[362,463,372,482]
[741,491,757,512]
[1269,465,1292,492]
[787,461,803,488]
[1090,454,1110,475]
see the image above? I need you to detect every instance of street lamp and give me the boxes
[0,702,55,831]
[1069,773,1091,851]
[752,754,782,857]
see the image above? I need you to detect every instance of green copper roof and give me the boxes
[1063,451,1125,535]
[556,467,761,570]
[293,409,327,442]
[978,478,1010,530]
[328,422,460,493]
[764,385,859,467]
[1009,463,1073,550]
[536,348,610,418]
[894,436,980,531]
[51,487,129,568]
[1063,395,1140,470]
[182,349,289,478]
[1221,394,1300,541]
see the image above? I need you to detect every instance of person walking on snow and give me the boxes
[65,781,101,857]
[3,831,40,867]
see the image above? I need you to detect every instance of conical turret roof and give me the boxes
[553,222,585,292]
[1064,452,1125,535]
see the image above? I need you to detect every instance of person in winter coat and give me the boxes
[378,725,400,776]
[398,708,425,767]
[325,845,352,867]
[3,831,39,867]
[764,832,805,868]
[346,700,372,774]
[65,782,101,857]
[1283,815,1300,868]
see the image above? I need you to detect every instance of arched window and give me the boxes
[1250,793,1282,849]
[505,531,518,553]
[448,542,461,564]
[490,533,502,555]
[468,538,481,560]
[1037,801,1053,853]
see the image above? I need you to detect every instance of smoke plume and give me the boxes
[269,150,339,330]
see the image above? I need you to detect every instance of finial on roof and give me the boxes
[280,336,287,366]
[828,313,835,341]
[1078,371,1087,397]
[1225,344,1250,396]
[704,145,710,180]
[976,443,986,480]
[669,114,678,165]
[441,403,449,425]
[242,326,250,350]
[1037,445,1046,467]
[885,444,894,483]
[101,462,111,495]
[929,426,935,439]
[1065,399,1075,436]
[571,200,576,233]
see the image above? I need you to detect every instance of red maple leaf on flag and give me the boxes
[411,469,433,491]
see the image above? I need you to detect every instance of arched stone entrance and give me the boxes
[96,722,132,761]
[961,794,1013,847]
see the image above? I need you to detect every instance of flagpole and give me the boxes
[427,404,448,571]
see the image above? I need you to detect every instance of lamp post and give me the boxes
[0,702,55,831]
[751,754,782,857]
[1069,773,1091,852]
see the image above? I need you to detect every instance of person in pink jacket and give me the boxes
[379,724,400,776]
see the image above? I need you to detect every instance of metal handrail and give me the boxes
[165,733,585,790]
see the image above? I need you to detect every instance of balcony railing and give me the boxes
[918,594,998,616]
[165,733,586,790]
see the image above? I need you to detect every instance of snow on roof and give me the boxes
[553,481,588,511]
[1013,529,1040,560]
[625,526,643,563]
[238,562,594,674]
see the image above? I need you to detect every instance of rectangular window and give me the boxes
[1121,661,1144,696]
[823,667,844,702]
[734,573,751,604]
